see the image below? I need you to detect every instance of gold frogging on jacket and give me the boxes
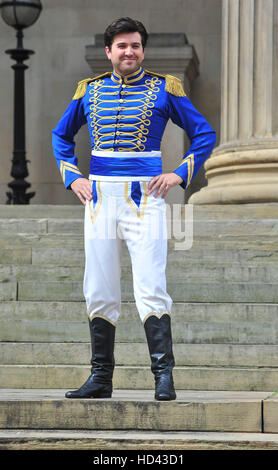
[71,71,187,100]
[86,73,162,152]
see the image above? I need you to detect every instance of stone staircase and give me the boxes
[1,203,278,449]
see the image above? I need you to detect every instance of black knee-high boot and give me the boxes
[65,316,115,399]
[144,313,176,401]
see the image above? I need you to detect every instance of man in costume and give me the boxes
[52,17,216,401]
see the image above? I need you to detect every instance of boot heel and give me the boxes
[89,388,112,398]
[97,392,112,398]
[89,383,112,398]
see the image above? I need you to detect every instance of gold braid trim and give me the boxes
[145,69,186,97]
[72,72,111,100]
[88,312,117,328]
[142,311,171,325]
[165,75,186,97]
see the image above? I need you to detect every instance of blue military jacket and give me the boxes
[52,67,216,189]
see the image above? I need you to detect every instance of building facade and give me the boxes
[0,0,221,204]
[191,0,278,205]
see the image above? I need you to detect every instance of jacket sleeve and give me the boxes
[52,98,87,189]
[166,93,216,189]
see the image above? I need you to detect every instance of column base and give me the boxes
[189,144,278,205]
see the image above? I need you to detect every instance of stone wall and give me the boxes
[191,0,278,205]
[0,0,221,204]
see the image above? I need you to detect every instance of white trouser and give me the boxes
[83,180,172,326]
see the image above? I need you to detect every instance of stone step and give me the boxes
[0,248,32,265]
[0,283,17,301]
[0,389,269,433]
[2,342,278,368]
[2,316,278,345]
[2,301,277,323]
[0,429,277,451]
[1,428,278,450]
[31,246,278,266]
[174,237,278,251]
[1,264,278,283]
[0,232,277,251]
[32,247,85,266]
[1,301,277,342]
[0,205,85,219]
[189,203,278,220]
[0,265,84,282]
[14,280,278,303]
[0,365,278,391]
[0,233,85,248]
[0,203,277,220]
[46,218,278,237]
[1,244,278,268]
[1,217,278,238]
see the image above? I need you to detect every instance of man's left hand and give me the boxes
[148,173,183,199]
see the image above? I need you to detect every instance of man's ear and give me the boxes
[105,46,111,60]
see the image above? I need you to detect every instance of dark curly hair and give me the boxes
[104,17,148,50]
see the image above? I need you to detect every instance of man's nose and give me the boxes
[125,47,134,56]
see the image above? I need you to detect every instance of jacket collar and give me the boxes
[111,67,145,84]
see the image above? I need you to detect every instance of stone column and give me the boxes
[85,33,199,204]
[190,0,278,204]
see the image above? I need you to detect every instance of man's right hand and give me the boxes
[70,178,93,205]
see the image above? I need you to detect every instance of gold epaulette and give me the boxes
[72,72,111,100]
[145,70,186,97]
[165,74,186,97]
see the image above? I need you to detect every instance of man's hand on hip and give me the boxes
[148,173,183,199]
[70,178,93,205]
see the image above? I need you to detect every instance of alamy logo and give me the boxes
[86,201,194,251]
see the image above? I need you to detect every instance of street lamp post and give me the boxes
[0,0,42,204]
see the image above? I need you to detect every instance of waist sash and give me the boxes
[89,150,162,181]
